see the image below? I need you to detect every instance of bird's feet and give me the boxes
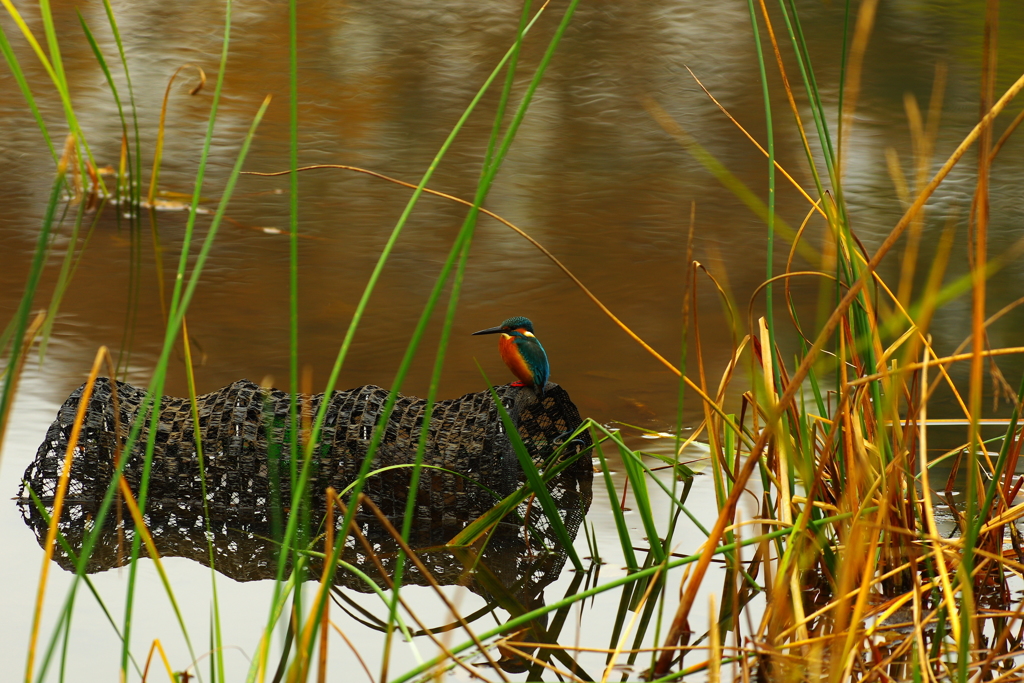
[510,381,527,387]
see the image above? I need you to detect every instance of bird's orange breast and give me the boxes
[498,334,535,386]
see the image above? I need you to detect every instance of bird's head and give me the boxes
[472,316,536,339]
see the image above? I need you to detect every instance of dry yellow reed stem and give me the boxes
[685,66,826,221]
[708,594,721,683]
[25,346,110,683]
[600,566,664,682]
[328,622,375,683]
[139,639,177,683]
[851,347,1024,386]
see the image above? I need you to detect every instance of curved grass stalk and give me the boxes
[148,64,207,206]
[378,37,526,682]
[181,320,226,683]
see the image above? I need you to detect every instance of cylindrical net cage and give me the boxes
[19,379,593,593]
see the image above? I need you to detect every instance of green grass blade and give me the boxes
[591,425,664,563]
[251,3,562,675]
[380,1,555,670]
[447,442,588,547]
[594,431,639,571]
[746,0,782,399]
[99,0,142,209]
[481,369,584,571]
[0,22,55,159]
[2,0,102,186]
[182,333,226,683]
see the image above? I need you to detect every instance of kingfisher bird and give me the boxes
[472,316,550,398]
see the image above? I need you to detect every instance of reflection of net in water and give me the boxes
[18,378,592,605]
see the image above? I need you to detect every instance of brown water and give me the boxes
[2,1,1024,680]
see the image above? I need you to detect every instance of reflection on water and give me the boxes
[22,480,586,675]
[21,501,581,675]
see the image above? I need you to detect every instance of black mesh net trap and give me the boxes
[18,378,593,590]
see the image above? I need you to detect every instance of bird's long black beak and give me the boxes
[472,325,504,336]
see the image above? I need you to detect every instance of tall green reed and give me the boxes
[249,2,587,680]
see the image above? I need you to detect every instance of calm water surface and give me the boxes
[2,0,1024,680]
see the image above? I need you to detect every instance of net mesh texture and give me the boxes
[19,378,593,593]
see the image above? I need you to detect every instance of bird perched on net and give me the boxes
[473,316,550,398]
